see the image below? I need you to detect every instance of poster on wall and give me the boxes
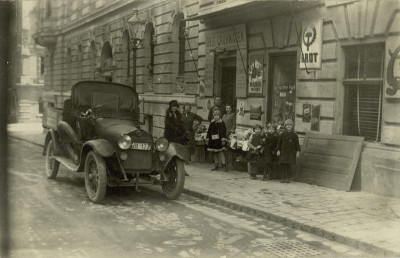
[303,104,311,122]
[300,19,323,69]
[238,101,245,116]
[248,53,264,95]
[311,104,321,131]
[250,104,262,121]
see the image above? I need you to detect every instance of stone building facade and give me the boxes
[34,0,400,197]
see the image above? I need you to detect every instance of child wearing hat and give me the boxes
[246,124,264,180]
[274,119,300,183]
[206,109,228,171]
[260,123,278,181]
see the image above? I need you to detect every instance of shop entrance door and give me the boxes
[216,55,236,109]
[221,66,236,108]
[267,54,297,125]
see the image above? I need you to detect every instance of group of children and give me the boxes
[247,119,300,183]
[205,109,300,183]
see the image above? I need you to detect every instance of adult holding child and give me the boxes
[181,103,203,159]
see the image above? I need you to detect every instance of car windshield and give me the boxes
[71,81,139,120]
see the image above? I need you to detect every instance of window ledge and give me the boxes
[342,78,383,84]
[363,141,400,151]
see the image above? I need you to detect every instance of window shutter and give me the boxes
[204,54,214,96]
[349,84,382,141]
[236,49,247,98]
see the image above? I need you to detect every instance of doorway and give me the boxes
[267,54,297,125]
[218,56,236,109]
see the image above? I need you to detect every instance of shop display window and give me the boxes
[268,55,297,126]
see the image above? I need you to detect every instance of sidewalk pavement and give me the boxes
[7,123,400,257]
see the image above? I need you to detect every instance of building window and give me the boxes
[46,0,52,18]
[178,20,185,75]
[40,56,45,75]
[150,26,155,74]
[343,44,384,142]
[122,30,130,78]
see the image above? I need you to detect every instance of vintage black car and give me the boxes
[43,81,189,203]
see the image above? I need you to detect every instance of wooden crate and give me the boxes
[42,107,63,130]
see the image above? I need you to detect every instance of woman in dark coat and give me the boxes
[164,100,187,145]
[274,119,300,183]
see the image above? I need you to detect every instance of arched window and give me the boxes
[77,44,83,81]
[100,42,113,82]
[122,30,131,78]
[178,17,185,75]
[67,48,72,86]
[45,0,52,18]
[150,26,155,73]
[90,41,96,79]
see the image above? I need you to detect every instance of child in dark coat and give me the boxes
[206,109,228,171]
[247,124,264,180]
[260,123,278,181]
[275,119,300,183]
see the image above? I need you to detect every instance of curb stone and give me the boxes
[183,188,399,257]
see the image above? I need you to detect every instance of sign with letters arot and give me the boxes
[300,19,322,69]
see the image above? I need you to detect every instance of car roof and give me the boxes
[71,81,138,110]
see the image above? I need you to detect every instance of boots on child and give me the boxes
[211,163,218,171]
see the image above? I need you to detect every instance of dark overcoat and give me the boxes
[206,120,226,151]
[164,109,186,144]
[261,133,279,164]
[275,130,300,165]
[181,112,203,155]
[246,133,264,163]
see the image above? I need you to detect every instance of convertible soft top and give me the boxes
[71,81,138,110]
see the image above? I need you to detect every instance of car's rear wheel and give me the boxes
[45,139,60,179]
[162,158,185,200]
[84,151,107,203]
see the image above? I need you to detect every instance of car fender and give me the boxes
[159,142,190,171]
[43,129,60,155]
[76,139,116,172]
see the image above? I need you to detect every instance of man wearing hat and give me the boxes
[164,100,187,145]
[274,119,300,183]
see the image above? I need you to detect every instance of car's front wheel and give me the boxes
[84,151,107,203]
[162,158,185,199]
[45,139,60,179]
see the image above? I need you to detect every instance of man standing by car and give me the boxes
[208,96,225,122]
[182,103,203,160]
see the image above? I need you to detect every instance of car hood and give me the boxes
[95,118,139,143]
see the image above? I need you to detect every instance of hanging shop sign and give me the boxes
[205,24,247,51]
[300,19,323,69]
[248,53,264,95]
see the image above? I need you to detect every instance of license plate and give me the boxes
[131,142,151,150]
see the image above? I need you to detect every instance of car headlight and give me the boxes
[117,135,132,150]
[155,137,169,152]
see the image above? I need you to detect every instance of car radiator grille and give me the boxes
[122,150,152,171]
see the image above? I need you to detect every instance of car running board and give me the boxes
[53,156,79,171]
